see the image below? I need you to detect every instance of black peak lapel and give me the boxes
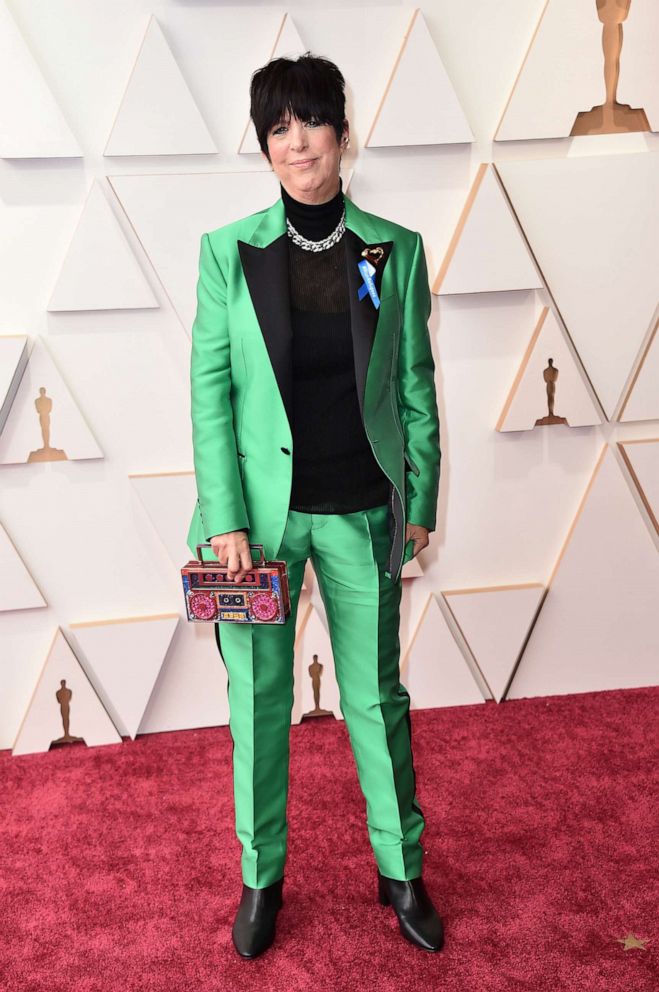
[238,233,294,431]
[238,220,394,433]
[344,230,394,424]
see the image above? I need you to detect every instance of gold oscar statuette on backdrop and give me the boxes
[50,679,85,748]
[300,654,335,722]
[571,0,650,135]
[535,358,569,426]
[27,387,68,462]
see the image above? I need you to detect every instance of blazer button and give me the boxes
[281,447,291,454]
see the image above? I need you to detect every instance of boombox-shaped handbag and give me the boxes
[181,543,291,624]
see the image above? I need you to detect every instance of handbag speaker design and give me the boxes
[181,543,291,624]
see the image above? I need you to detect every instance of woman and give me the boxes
[187,53,442,958]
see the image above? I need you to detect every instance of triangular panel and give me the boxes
[496,0,658,141]
[0,0,81,157]
[13,628,122,756]
[508,445,659,698]
[104,15,217,156]
[366,8,473,147]
[401,594,486,708]
[497,307,603,432]
[137,620,230,733]
[130,470,197,566]
[0,337,104,465]
[433,164,542,295]
[443,584,546,702]
[48,180,159,312]
[69,614,179,739]
[497,153,659,419]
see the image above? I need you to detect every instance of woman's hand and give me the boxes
[404,522,429,560]
[209,530,253,582]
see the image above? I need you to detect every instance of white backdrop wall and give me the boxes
[1,0,657,754]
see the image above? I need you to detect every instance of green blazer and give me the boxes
[186,193,441,583]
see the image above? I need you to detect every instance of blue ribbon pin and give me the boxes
[357,258,380,309]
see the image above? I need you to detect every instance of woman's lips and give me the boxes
[290,158,317,167]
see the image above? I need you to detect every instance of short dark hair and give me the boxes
[249,52,346,161]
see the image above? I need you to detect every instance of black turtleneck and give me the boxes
[279,177,345,241]
[280,178,391,515]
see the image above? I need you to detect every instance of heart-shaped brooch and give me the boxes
[361,246,385,266]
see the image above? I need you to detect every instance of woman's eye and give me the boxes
[273,120,321,135]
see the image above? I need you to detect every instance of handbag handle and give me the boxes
[195,542,266,565]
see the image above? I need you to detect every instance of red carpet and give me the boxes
[1,686,657,991]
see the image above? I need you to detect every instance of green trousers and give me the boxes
[213,501,425,888]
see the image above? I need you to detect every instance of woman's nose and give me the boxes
[289,126,308,149]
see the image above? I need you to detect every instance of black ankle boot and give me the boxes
[377,870,444,952]
[231,876,284,958]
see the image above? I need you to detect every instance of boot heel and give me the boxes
[378,874,390,906]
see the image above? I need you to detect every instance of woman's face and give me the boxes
[263,112,348,203]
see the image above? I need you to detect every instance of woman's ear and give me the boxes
[340,117,350,147]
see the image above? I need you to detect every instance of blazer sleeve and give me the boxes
[190,232,250,540]
[397,231,441,532]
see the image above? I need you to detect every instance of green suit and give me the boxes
[187,193,441,887]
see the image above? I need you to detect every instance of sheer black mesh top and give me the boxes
[280,181,390,514]
[288,238,350,313]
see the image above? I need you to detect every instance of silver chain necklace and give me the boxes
[286,207,346,252]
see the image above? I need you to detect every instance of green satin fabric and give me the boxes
[214,503,424,888]
[187,193,441,583]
